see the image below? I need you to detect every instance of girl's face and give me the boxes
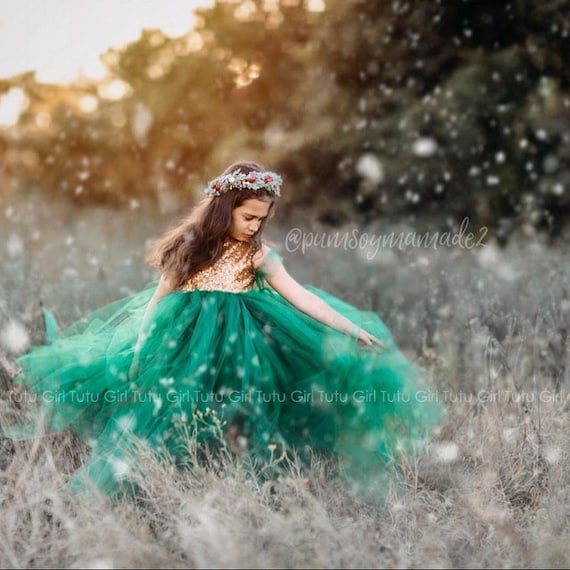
[229,198,272,241]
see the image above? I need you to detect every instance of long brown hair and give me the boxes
[146,161,277,289]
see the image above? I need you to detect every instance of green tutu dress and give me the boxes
[6,236,442,498]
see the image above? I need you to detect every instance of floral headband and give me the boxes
[204,168,282,197]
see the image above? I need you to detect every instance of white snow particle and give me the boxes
[116,414,137,433]
[109,457,131,479]
[432,442,459,463]
[356,153,385,185]
[412,137,438,158]
[0,320,30,355]
[495,151,506,164]
[6,233,24,258]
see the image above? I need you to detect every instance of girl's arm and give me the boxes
[257,247,384,349]
[138,273,175,334]
[130,273,176,377]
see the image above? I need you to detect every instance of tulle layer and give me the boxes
[7,282,442,497]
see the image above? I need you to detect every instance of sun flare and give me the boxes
[0,0,216,84]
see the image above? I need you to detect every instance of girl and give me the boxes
[6,161,442,498]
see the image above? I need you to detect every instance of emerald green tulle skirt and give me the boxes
[6,282,442,498]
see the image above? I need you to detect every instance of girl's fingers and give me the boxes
[357,333,385,350]
[370,336,384,350]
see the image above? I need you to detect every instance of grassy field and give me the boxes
[1,196,570,568]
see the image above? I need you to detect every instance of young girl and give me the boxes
[6,161,442,498]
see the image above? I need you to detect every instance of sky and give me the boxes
[0,0,215,83]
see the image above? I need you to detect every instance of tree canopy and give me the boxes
[1,0,569,240]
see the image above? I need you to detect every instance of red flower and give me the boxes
[264,176,273,183]
[249,175,256,182]
[214,182,221,190]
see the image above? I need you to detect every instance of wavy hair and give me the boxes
[146,161,277,289]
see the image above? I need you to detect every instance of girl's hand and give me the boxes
[357,328,385,350]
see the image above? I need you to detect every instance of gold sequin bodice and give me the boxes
[181,237,255,293]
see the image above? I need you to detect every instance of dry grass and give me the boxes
[2,396,570,568]
[2,198,570,568]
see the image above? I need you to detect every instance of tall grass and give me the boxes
[1,196,570,568]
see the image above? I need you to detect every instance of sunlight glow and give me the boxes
[306,0,326,12]
[0,0,216,83]
[78,95,99,114]
[0,88,28,127]
[98,79,133,100]
[234,0,257,21]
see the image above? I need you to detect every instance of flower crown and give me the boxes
[203,168,282,197]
